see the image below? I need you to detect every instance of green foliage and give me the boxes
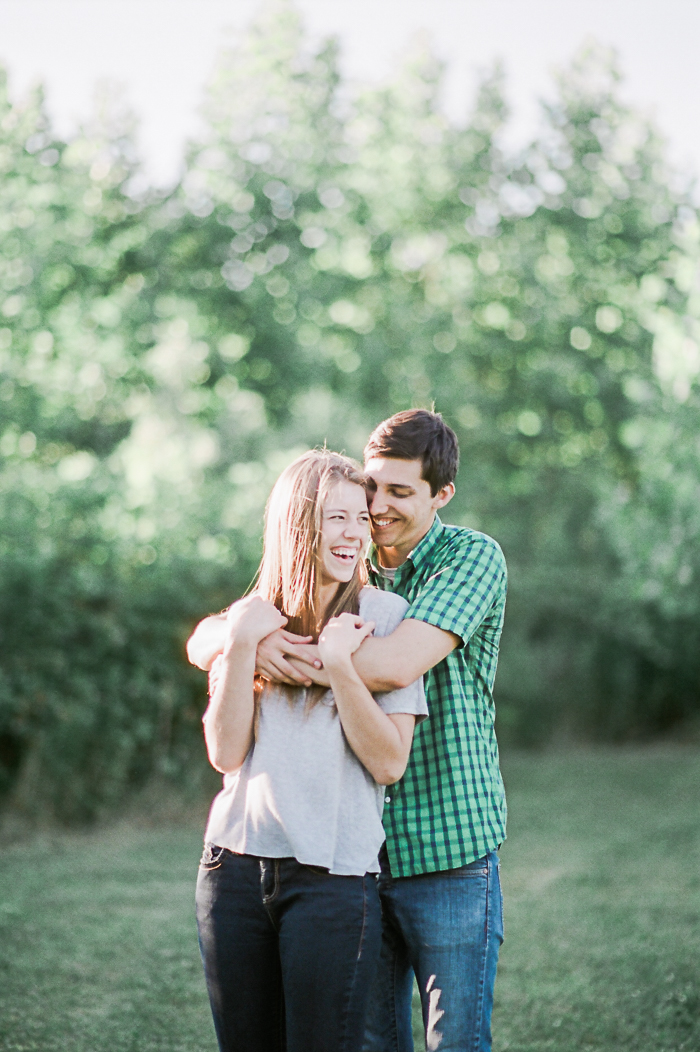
[1,5,700,818]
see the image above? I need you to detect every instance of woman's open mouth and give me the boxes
[331,546,358,563]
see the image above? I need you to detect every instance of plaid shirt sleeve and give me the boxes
[404,534,506,647]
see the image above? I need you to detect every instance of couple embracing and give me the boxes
[187,409,507,1052]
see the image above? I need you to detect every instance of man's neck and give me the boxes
[375,516,436,569]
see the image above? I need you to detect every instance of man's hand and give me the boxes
[255,629,320,686]
[287,656,331,688]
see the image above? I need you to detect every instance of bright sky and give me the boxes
[1,0,698,188]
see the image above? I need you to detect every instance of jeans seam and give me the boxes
[338,875,367,1052]
[469,854,491,1052]
[389,931,402,1052]
[357,874,368,960]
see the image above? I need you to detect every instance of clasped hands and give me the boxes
[209,596,375,695]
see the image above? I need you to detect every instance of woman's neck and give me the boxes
[317,579,341,624]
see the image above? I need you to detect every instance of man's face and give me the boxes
[364,456,453,560]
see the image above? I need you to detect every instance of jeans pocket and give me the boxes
[199,843,227,871]
[449,855,489,878]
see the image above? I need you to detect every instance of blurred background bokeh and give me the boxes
[2,0,700,824]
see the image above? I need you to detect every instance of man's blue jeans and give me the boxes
[362,849,503,1052]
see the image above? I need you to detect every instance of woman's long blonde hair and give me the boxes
[256,449,369,641]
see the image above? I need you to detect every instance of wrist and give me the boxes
[324,653,358,678]
[223,633,259,658]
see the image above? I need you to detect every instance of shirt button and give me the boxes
[385,796,391,803]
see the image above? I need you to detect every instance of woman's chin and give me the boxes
[323,563,356,585]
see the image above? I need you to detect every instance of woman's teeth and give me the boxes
[332,547,357,561]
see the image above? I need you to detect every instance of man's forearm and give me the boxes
[351,636,408,693]
[352,619,460,692]
[186,613,228,671]
[288,637,412,693]
[284,640,408,692]
[290,621,458,693]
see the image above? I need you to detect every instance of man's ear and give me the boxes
[433,482,455,510]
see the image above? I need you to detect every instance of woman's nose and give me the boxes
[344,520,366,539]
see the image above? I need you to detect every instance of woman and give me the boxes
[195,450,427,1052]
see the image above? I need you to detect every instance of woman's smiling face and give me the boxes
[318,480,371,586]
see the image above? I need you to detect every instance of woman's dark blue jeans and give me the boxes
[195,846,382,1052]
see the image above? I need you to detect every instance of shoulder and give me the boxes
[359,587,409,637]
[433,524,506,576]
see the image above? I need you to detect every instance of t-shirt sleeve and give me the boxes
[406,534,507,648]
[375,678,428,722]
[360,588,428,722]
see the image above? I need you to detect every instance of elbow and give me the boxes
[186,633,211,671]
[208,746,245,775]
[372,757,408,786]
[382,669,414,692]
[371,668,414,693]
[204,729,248,774]
[392,670,415,692]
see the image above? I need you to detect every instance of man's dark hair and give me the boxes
[363,409,459,496]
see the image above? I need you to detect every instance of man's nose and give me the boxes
[368,489,386,515]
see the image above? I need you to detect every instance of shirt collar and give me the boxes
[368,514,444,576]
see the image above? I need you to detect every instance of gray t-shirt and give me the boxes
[204,587,427,876]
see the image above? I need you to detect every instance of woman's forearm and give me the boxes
[327,660,413,785]
[202,640,257,773]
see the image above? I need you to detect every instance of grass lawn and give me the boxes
[0,747,698,1052]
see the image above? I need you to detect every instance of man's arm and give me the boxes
[352,618,459,692]
[348,537,507,693]
[186,613,228,671]
[187,609,316,683]
[286,619,459,694]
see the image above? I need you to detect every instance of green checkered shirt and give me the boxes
[368,515,507,877]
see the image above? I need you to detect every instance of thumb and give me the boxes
[356,620,375,642]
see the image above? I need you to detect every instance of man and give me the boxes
[187,409,507,1052]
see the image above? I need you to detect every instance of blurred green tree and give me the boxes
[2,6,700,821]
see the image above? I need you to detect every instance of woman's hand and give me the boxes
[318,613,375,670]
[225,595,288,651]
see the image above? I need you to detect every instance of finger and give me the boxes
[288,659,327,686]
[279,630,313,644]
[289,643,324,668]
[355,620,376,642]
[265,655,312,686]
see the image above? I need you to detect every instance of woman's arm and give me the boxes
[318,614,416,785]
[202,597,287,773]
